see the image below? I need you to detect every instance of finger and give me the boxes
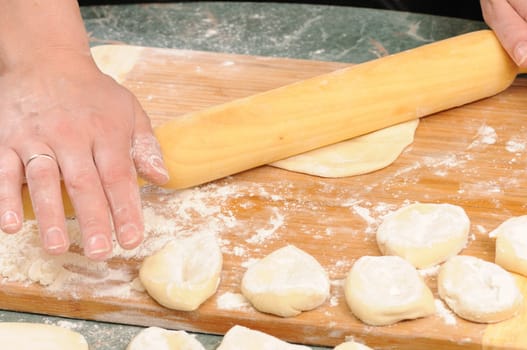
[481,0,527,66]
[131,99,169,185]
[509,0,527,20]
[93,135,144,251]
[22,148,69,255]
[0,148,23,233]
[58,146,114,261]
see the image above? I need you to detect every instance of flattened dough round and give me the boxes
[334,341,374,350]
[0,322,88,349]
[127,327,205,350]
[344,255,435,326]
[217,325,311,350]
[241,245,330,317]
[270,119,418,177]
[438,255,523,323]
[140,233,223,311]
[492,215,527,277]
[376,203,470,268]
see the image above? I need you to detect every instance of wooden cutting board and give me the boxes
[1,45,527,349]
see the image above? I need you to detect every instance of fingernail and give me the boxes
[85,233,112,259]
[514,42,527,66]
[1,211,20,232]
[45,227,68,253]
[119,223,143,248]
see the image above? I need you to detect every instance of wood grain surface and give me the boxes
[1,45,527,349]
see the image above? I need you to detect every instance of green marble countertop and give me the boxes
[1,2,488,349]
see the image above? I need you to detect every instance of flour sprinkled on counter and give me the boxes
[468,125,497,149]
[506,139,526,153]
[0,181,286,297]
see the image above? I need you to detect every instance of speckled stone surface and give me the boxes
[1,2,488,349]
[81,2,487,62]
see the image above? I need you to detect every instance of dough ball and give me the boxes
[217,325,311,350]
[241,245,330,317]
[492,215,527,277]
[0,322,88,349]
[376,203,470,268]
[438,255,523,323]
[334,341,373,350]
[140,233,223,311]
[127,327,205,350]
[344,255,435,326]
[270,119,418,177]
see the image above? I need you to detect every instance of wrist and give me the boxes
[0,0,90,70]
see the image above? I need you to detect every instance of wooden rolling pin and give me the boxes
[156,29,526,189]
[21,30,526,218]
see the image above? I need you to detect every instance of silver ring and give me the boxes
[25,153,56,168]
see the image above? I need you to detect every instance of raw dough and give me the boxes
[139,233,223,311]
[91,45,144,84]
[492,215,527,277]
[438,255,523,323]
[376,202,470,268]
[0,322,88,349]
[334,341,373,350]
[344,255,435,326]
[270,119,418,177]
[217,325,311,350]
[241,245,330,317]
[127,327,205,350]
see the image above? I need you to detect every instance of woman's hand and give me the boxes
[481,0,527,68]
[0,53,169,261]
[0,0,168,260]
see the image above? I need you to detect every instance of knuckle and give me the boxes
[63,167,97,193]
[99,165,134,188]
[79,216,106,233]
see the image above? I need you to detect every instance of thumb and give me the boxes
[131,98,170,186]
[481,0,527,67]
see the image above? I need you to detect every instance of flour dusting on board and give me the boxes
[216,292,252,310]
[434,299,457,326]
[246,207,284,244]
[506,139,526,153]
[341,200,399,235]
[468,125,497,149]
[0,182,283,297]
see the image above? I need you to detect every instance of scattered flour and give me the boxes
[418,265,440,278]
[341,200,377,234]
[468,125,497,149]
[506,139,526,153]
[0,182,267,297]
[245,207,284,244]
[216,292,252,310]
[434,299,457,326]
[232,246,246,257]
[56,320,81,330]
[423,154,466,169]
[460,180,502,196]
[476,225,487,235]
[352,205,375,228]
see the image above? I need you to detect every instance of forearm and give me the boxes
[0,0,90,69]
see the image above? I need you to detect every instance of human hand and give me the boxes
[481,0,527,68]
[0,52,169,260]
